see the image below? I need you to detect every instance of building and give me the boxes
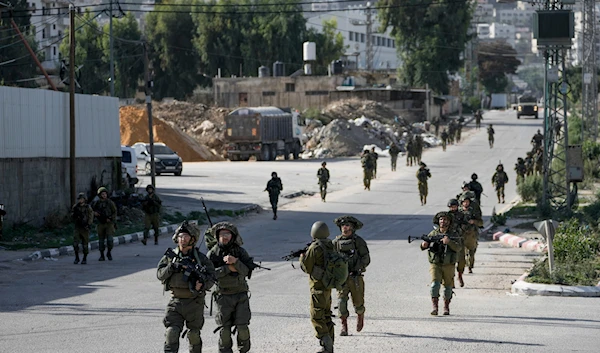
[494,6,535,28]
[27,0,71,73]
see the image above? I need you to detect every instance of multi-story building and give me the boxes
[27,0,71,73]
[494,6,535,28]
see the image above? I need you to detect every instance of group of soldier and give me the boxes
[514,130,544,185]
[360,147,380,190]
[70,184,162,264]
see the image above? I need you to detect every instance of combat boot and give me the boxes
[430,297,439,316]
[468,267,473,274]
[340,317,348,336]
[106,250,112,261]
[356,314,364,332]
[81,254,87,265]
[99,251,105,261]
[443,299,451,315]
[317,335,333,353]
[74,251,80,265]
[458,272,464,287]
[154,235,159,245]
[423,196,427,205]
[141,237,147,245]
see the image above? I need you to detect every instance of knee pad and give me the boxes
[430,281,441,297]
[187,329,202,346]
[444,286,453,300]
[165,326,181,345]
[236,324,250,341]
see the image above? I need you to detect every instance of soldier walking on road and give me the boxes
[492,163,509,203]
[456,122,463,143]
[370,147,379,179]
[487,124,495,148]
[361,150,374,190]
[333,216,370,336]
[157,221,216,353]
[93,187,117,261]
[441,129,449,152]
[142,184,162,245]
[531,129,544,150]
[475,110,483,129]
[467,174,483,205]
[265,172,283,220]
[420,212,461,315]
[459,194,483,274]
[433,116,441,136]
[389,142,400,171]
[317,162,330,202]
[300,221,336,353]
[447,199,467,287]
[207,222,254,353]
[515,157,526,185]
[417,162,431,206]
[71,193,93,264]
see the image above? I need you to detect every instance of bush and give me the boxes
[491,212,507,226]
[528,257,600,286]
[553,218,600,263]
[517,174,543,202]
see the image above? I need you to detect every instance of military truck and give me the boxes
[224,107,305,161]
[517,95,539,119]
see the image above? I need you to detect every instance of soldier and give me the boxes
[405,137,414,166]
[300,222,335,353]
[447,199,467,287]
[333,216,370,336]
[467,173,483,204]
[531,129,544,150]
[448,121,456,145]
[420,212,461,315]
[207,222,253,353]
[71,192,93,265]
[416,162,431,206]
[389,142,400,171]
[455,122,463,143]
[265,172,283,220]
[440,129,449,152]
[317,162,330,202]
[555,119,562,139]
[487,124,495,148]
[415,135,424,163]
[157,221,216,353]
[433,116,441,136]
[515,157,526,185]
[534,148,543,175]
[460,194,483,273]
[492,163,509,203]
[525,151,534,176]
[475,109,483,129]
[142,184,162,245]
[93,187,117,261]
[361,150,374,191]
[370,147,379,179]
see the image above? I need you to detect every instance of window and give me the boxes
[53,46,56,56]
[349,31,354,41]
[285,83,295,92]
[262,91,276,96]
[361,33,365,43]
[52,24,56,30]
[42,29,45,39]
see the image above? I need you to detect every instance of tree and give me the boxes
[0,0,39,87]
[518,66,544,96]
[379,0,473,94]
[59,10,108,94]
[305,18,346,75]
[145,1,203,100]
[102,13,144,98]
[478,41,520,93]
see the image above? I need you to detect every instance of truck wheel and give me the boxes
[284,145,291,160]
[517,114,520,119]
[270,145,277,161]
[260,145,271,161]
[293,142,301,160]
[535,114,539,119]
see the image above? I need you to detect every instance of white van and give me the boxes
[121,145,139,188]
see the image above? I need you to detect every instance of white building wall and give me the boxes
[490,22,516,47]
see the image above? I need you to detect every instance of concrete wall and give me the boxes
[0,157,119,226]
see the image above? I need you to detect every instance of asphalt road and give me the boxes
[2,110,599,353]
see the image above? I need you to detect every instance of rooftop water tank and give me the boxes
[273,61,285,77]
[258,66,270,77]
[303,42,316,61]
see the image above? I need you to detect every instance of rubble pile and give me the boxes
[319,98,404,125]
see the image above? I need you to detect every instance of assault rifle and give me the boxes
[282,243,311,261]
[164,248,216,292]
[408,234,460,244]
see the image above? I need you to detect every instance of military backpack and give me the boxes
[316,240,348,290]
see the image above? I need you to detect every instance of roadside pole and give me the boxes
[69,5,76,206]
[144,43,156,187]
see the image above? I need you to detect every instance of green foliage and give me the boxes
[583,140,600,180]
[517,174,543,203]
[491,212,507,226]
[305,18,347,75]
[528,257,600,286]
[581,190,600,226]
[505,204,538,218]
[478,41,521,93]
[517,66,544,95]
[567,114,583,145]
[462,96,480,112]
[379,0,473,94]
[553,218,600,262]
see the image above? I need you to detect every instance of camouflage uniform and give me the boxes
[415,135,424,163]
[370,148,379,179]
[460,195,483,272]
[406,138,415,166]
[300,221,335,353]
[389,143,400,171]
[515,158,526,185]
[531,130,544,150]
[456,122,462,143]
[487,125,495,148]
[525,152,534,176]
[447,199,467,287]
[361,151,374,190]
[333,216,370,336]
[492,164,509,203]
[142,185,162,245]
[475,110,483,129]
[416,163,431,205]
[158,221,216,353]
[317,163,330,202]
[71,193,94,264]
[207,222,253,353]
[467,174,483,204]
[441,130,449,151]
[265,173,283,220]
[420,212,461,315]
[92,187,117,261]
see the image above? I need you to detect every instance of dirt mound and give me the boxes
[321,98,400,124]
[120,106,224,162]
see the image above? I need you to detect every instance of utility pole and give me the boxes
[69,4,76,206]
[144,43,156,187]
[581,0,597,141]
[109,0,115,96]
[350,2,374,71]
[425,83,430,122]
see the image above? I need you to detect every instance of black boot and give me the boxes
[74,251,80,264]
[154,235,159,245]
[99,251,105,261]
[81,254,87,265]
[106,250,112,261]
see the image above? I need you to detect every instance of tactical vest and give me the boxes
[336,235,361,272]
[209,246,249,295]
[164,248,203,299]
[73,204,89,227]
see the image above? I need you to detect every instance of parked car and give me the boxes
[133,142,183,176]
[121,145,139,188]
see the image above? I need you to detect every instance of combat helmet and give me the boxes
[447,198,459,207]
[321,161,327,166]
[459,191,476,202]
[419,162,427,168]
[211,221,243,246]
[77,192,87,200]
[97,186,108,195]
[310,221,330,239]
[146,184,155,191]
[461,181,470,190]
[471,173,478,180]
[271,172,278,177]
[517,157,524,163]
[172,220,201,246]
[333,215,363,230]
[497,161,504,170]
[433,211,453,226]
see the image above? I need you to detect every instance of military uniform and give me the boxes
[420,212,461,315]
[332,216,370,336]
[460,195,483,273]
[142,185,162,245]
[71,193,94,264]
[440,130,448,151]
[300,221,335,353]
[416,163,431,206]
[406,138,415,165]
[93,187,117,261]
[361,151,374,190]
[415,135,423,162]
[456,122,462,143]
[157,221,216,353]
[447,200,467,287]
[492,164,509,203]
[389,143,400,171]
[487,125,495,148]
[531,130,543,150]
[207,222,253,353]
[515,158,526,185]
[317,163,330,202]
[475,110,483,129]
[265,173,283,220]
[467,174,483,204]
[370,148,379,179]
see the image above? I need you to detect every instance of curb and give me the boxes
[511,272,600,297]
[492,231,546,252]
[20,204,263,262]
